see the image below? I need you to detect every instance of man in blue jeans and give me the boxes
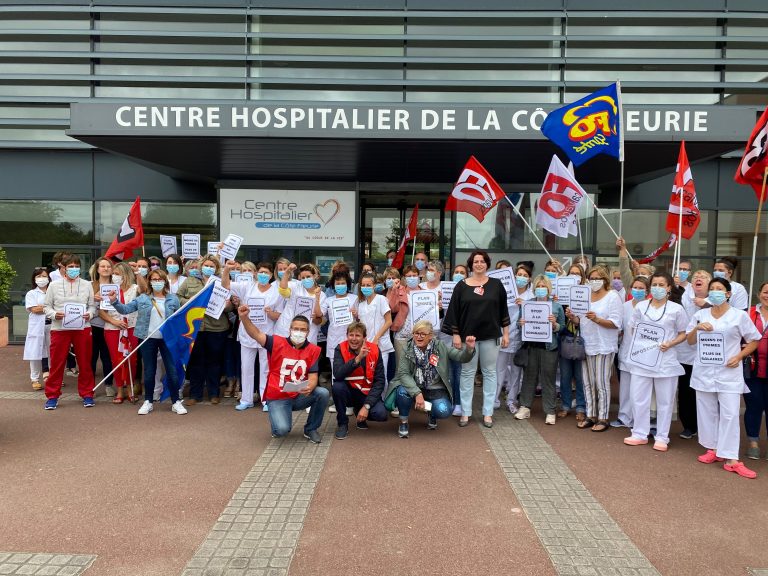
[237,305,329,443]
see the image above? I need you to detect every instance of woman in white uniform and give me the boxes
[686,277,761,479]
[713,256,748,310]
[322,269,359,380]
[24,267,52,390]
[613,276,649,430]
[356,272,394,395]
[623,272,689,451]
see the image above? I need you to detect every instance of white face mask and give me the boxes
[111,275,123,285]
[35,277,49,288]
[589,279,603,292]
[289,330,307,346]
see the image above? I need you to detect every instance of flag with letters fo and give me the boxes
[734,105,768,201]
[535,155,587,238]
[158,280,215,399]
[391,204,419,270]
[445,156,506,222]
[665,141,700,240]
[105,197,144,261]
[540,82,623,167]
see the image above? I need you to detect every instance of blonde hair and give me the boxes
[412,320,435,335]
[532,274,552,293]
[200,254,221,276]
[586,265,610,290]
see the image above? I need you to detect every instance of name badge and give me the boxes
[429,353,439,366]
[473,286,484,296]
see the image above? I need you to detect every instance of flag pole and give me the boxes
[748,166,768,306]
[674,187,684,272]
[577,210,585,265]
[582,192,621,240]
[617,79,625,237]
[619,160,625,237]
[94,278,214,391]
[504,196,554,262]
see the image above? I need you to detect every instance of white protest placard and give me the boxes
[294,295,315,319]
[99,283,119,311]
[628,322,664,368]
[181,233,201,259]
[555,276,577,306]
[569,285,591,315]
[697,331,725,365]
[206,241,220,256]
[282,379,307,393]
[160,235,177,258]
[330,297,353,327]
[235,273,253,283]
[204,281,230,319]
[218,233,244,262]
[247,297,266,324]
[62,303,86,330]
[410,290,440,328]
[522,301,552,343]
[440,281,456,311]
[488,267,517,307]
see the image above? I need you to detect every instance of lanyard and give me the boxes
[151,298,164,319]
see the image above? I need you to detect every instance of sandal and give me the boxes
[575,412,586,423]
[556,410,569,419]
[112,397,124,404]
[577,418,595,429]
[591,420,610,432]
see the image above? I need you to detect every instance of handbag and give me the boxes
[513,345,529,367]
[384,385,398,412]
[560,333,586,361]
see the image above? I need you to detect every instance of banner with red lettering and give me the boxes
[535,155,587,238]
[665,141,700,240]
[734,105,768,200]
[636,233,677,264]
[391,204,418,270]
[446,156,506,223]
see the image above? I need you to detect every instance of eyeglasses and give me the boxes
[413,332,432,338]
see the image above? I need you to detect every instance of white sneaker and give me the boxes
[328,405,337,413]
[390,408,400,417]
[137,400,153,415]
[514,406,531,420]
[105,385,116,398]
[172,400,187,415]
[545,414,556,425]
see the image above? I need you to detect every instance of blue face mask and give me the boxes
[257,272,270,285]
[201,265,215,277]
[453,273,465,283]
[374,283,385,294]
[361,286,374,298]
[387,258,394,266]
[650,286,668,301]
[166,264,179,275]
[385,278,394,289]
[713,270,727,279]
[677,270,690,283]
[137,267,148,277]
[709,290,727,305]
[301,277,315,290]
[631,288,646,301]
[335,284,348,295]
[534,287,548,299]
[515,275,529,288]
[415,260,426,271]
[544,271,557,281]
[405,276,419,288]
[189,269,201,279]
[66,267,80,279]
[229,271,239,281]
[277,270,284,280]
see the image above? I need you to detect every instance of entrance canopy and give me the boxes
[67,102,759,186]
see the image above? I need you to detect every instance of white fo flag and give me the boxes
[535,155,587,238]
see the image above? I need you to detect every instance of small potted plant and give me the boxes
[0,246,17,346]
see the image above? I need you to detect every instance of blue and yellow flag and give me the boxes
[540,82,623,167]
[159,280,215,396]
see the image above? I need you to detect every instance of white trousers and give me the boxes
[495,351,522,405]
[240,345,268,405]
[618,370,634,427]
[696,390,741,460]
[629,375,677,444]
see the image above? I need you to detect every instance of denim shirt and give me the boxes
[112,293,180,340]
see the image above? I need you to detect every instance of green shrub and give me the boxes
[0,246,17,310]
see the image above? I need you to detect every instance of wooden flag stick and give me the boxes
[748,166,768,306]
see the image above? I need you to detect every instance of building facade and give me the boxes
[1,0,767,341]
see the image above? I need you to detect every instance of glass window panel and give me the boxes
[726,22,768,37]
[565,69,719,83]
[407,18,560,37]
[0,63,90,74]
[566,20,718,37]
[0,200,93,245]
[0,128,73,142]
[255,87,401,102]
[716,211,768,262]
[407,67,559,82]
[95,85,245,99]
[254,17,403,36]
[253,64,403,81]
[0,40,90,51]
[565,46,719,58]
[95,201,218,249]
[96,62,243,78]
[96,14,242,33]
[98,39,242,55]
[0,106,69,120]
[0,84,89,97]
[255,40,403,57]
[407,90,559,104]
[0,17,89,30]
[408,43,559,58]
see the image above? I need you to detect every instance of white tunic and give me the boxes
[357,294,394,354]
[617,299,640,371]
[23,288,48,360]
[168,274,186,295]
[230,281,285,349]
[728,280,748,310]
[580,290,623,355]
[626,299,688,377]
[686,306,761,393]
[322,293,358,358]
[677,289,702,365]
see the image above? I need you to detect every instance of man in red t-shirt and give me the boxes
[332,322,388,440]
[238,305,329,443]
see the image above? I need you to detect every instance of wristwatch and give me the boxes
[363,403,371,411]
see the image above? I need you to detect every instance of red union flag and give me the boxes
[535,155,587,238]
[446,156,506,222]
[391,204,418,270]
[665,141,700,240]
[105,196,144,261]
[735,105,768,201]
